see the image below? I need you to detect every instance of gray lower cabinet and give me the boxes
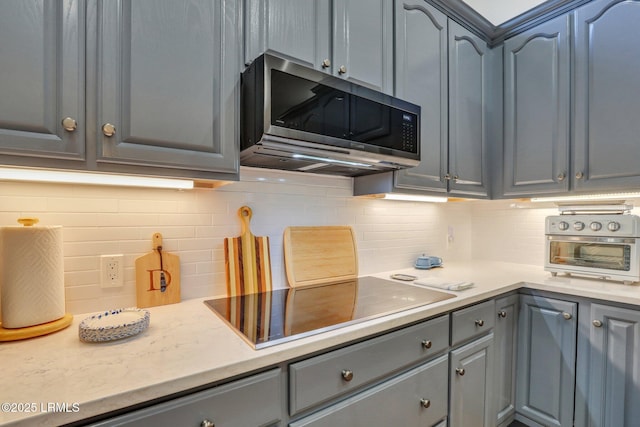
[90,368,283,427]
[515,295,577,427]
[244,0,392,94]
[586,303,640,427]
[573,0,640,192]
[0,0,86,168]
[501,14,571,197]
[494,294,519,427]
[88,0,240,178]
[289,355,448,427]
[449,333,494,427]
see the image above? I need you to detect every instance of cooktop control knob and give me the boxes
[608,221,621,232]
[590,222,602,231]
[558,221,569,231]
[574,221,585,231]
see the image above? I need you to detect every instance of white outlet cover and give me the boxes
[100,254,124,288]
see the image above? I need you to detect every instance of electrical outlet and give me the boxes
[100,254,124,288]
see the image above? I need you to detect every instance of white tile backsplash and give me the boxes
[4,167,621,315]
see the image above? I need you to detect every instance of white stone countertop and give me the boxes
[2,261,640,426]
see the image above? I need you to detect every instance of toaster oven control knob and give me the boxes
[558,221,569,231]
[573,221,585,231]
[590,222,602,231]
[608,221,621,232]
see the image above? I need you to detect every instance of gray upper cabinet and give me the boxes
[574,0,640,192]
[516,295,577,427]
[244,0,330,70]
[447,20,491,197]
[393,0,448,193]
[244,0,392,94]
[88,0,240,178]
[502,15,571,197]
[587,303,640,427]
[0,0,85,168]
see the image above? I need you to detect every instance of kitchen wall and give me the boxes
[4,168,627,315]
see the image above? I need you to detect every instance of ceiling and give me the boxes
[462,0,548,24]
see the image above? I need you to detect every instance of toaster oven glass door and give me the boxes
[548,237,633,271]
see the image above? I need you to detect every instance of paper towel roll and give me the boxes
[1,222,65,328]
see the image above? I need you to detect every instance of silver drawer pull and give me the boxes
[201,420,215,427]
[341,369,354,382]
[498,310,507,318]
[456,368,465,376]
[562,312,572,320]
[421,340,432,349]
[593,319,603,328]
[61,117,77,132]
[420,398,431,408]
[475,319,485,327]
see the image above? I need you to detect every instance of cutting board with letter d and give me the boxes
[135,233,181,308]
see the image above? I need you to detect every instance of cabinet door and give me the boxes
[574,0,640,191]
[502,15,571,197]
[244,0,330,70]
[516,295,577,427]
[332,0,393,93]
[0,0,85,165]
[449,333,494,427]
[494,295,519,426]
[447,20,489,197]
[290,355,448,427]
[588,303,640,427]
[393,0,448,192]
[91,0,239,177]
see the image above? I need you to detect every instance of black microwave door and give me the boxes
[350,96,418,155]
[270,69,349,140]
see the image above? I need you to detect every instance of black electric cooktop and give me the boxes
[204,276,455,349]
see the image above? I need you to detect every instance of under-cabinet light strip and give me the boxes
[530,192,640,203]
[0,167,194,189]
[382,193,448,203]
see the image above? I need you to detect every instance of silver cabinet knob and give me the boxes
[102,123,116,137]
[201,420,215,427]
[593,319,603,328]
[338,65,347,74]
[453,175,459,182]
[61,117,78,132]
[562,312,572,320]
[475,319,485,327]
[421,340,432,349]
[341,369,354,382]
[557,172,566,181]
[498,310,507,318]
[420,398,431,408]
[575,171,584,179]
[444,173,452,180]
[321,58,331,68]
[456,368,465,376]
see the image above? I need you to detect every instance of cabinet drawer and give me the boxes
[289,314,449,415]
[290,355,449,427]
[90,369,283,427]
[451,299,495,346]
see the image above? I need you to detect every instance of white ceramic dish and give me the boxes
[79,308,150,343]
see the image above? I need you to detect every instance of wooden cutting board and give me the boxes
[135,233,181,308]
[283,226,358,288]
[224,206,273,296]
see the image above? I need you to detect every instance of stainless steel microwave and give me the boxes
[240,54,421,177]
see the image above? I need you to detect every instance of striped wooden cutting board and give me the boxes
[224,206,272,296]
